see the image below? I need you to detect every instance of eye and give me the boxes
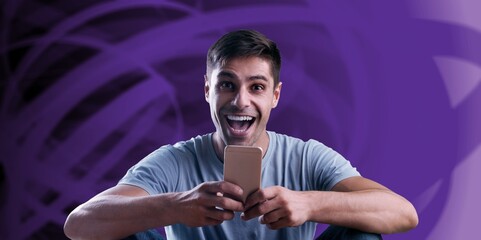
[252,84,265,91]
[219,81,235,91]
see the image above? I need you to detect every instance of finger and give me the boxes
[244,188,275,210]
[259,208,285,225]
[242,198,277,221]
[205,207,236,221]
[266,214,304,230]
[205,181,244,200]
[202,217,224,226]
[219,181,244,201]
[266,218,288,230]
[212,194,244,212]
[194,185,243,212]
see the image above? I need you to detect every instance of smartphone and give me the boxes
[223,145,263,203]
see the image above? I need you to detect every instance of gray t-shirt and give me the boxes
[119,131,360,239]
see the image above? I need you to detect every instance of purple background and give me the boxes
[1,0,480,239]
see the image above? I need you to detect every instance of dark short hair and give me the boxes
[206,29,281,87]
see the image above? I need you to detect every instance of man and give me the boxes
[64,30,418,240]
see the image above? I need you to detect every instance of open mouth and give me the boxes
[225,115,255,133]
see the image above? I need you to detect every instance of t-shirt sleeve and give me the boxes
[307,140,361,191]
[118,146,179,195]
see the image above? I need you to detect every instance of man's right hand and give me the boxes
[174,181,244,227]
[64,181,244,239]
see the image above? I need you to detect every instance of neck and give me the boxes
[212,132,226,162]
[212,131,269,162]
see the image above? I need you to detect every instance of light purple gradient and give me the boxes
[409,0,481,238]
[426,143,481,239]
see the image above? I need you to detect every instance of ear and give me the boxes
[272,82,282,108]
[204,75,210,103]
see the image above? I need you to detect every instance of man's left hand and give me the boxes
[241,186,311,229]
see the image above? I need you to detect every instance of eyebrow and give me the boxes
[217,71,268,82]
[217,71,236,79]
[248,75,268,82]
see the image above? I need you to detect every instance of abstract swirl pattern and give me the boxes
[1,0,479,239]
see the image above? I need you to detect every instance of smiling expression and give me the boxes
[205,56,282,159]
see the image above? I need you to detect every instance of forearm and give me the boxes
[64,193,180,240]
[306,189,418,234]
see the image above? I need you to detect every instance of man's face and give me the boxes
[205,56,282,149]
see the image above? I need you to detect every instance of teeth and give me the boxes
[227,115,253,121]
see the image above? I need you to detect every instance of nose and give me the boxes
[232,87,250,109]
